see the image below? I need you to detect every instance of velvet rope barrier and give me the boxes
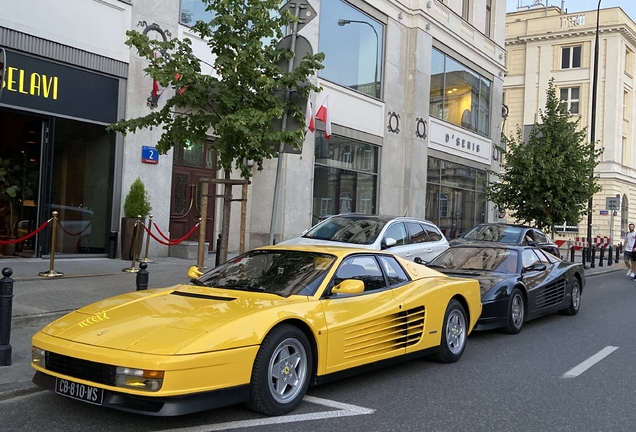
[57,220,92,237]
[141,222,199,246]
[0,219,51,245]
[153,221,172,241]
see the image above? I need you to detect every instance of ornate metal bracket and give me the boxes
[415,117,427,139]
[387,111,400,134]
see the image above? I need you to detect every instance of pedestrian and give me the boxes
[624,223,636,278]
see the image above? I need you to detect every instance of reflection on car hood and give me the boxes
[40,285,306,355]
[278,237,377,249]
[432,269,511,296]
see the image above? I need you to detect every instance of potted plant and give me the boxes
[120,177,152,260]
[0,157,24,255]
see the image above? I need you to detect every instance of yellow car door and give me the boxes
[320,254,403,374]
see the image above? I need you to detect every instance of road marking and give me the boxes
[154,396,375,432]
[562,346,619,379]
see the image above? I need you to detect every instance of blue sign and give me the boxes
[141,146,159,164]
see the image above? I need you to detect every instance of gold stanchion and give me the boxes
[39,211,64,277]
[139,214,154,264]
[122,215,142,273]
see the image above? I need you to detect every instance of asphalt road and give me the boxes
[1,270,632,432]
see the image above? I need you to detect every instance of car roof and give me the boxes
[447,242,532,251]
[325,213,437,225]
[471,223,533,229]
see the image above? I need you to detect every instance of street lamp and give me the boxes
[338,19,379,98]
[587,0,601,261]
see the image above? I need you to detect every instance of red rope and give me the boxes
[0,220,51,245]
[141,222,199,246]
[153,221,171,241]
[57,220,91,237]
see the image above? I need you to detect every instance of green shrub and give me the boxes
[123,177,151,218]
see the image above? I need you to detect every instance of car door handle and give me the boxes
[425,249,433,252]
[405,252,412,256]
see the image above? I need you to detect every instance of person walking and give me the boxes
[625,223,636,278]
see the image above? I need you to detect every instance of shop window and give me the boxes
[429,48,491,136]
[313,132,378,225]
[318,0,385,99]
[561,46,581,69]
[559,87,580,115]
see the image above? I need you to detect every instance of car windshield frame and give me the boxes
[428,247,519,273]
[301,216,390,245]
[196,250,337,297]
[462,225,524,244]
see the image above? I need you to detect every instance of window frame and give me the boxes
[559,86,580,115]
[561,45,582,69]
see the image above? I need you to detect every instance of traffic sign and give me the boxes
[279,1,317,32]
[606,196,620,210]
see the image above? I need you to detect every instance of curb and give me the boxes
[0,382,43,402]
[11,310,73,330]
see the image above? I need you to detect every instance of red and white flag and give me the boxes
[316,96,331,141]
[305,97,315,132]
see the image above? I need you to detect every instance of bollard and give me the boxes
[615,245,620,264]
[136,262,149,291]
[39,211,64,278]
[140,215,154,264]
[123,216,143,273]
[598,246,604,267]
[582,247,587,268]
[570,246,575,263]
[608,246,613,266]
[215,234,222,267]
[590,246,596,268]
[0,268,14,366]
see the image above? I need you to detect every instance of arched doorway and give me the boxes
[169,142,216,251]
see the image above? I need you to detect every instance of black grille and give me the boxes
[46,351,117,386]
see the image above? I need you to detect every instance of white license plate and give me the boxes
[55,378,104,406]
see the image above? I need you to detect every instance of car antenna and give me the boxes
[403,205,410,217]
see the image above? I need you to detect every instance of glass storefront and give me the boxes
[313,131,379,225]
[425,156,487,239]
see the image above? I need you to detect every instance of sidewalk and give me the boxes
[0,252,623,400]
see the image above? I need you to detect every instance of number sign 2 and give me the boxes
[142,146,159,164]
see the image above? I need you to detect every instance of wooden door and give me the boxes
[169,143,216,250]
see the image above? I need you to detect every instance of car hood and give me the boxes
[279,236,376,249]
[40,285,307,355]
[431,269,512,296]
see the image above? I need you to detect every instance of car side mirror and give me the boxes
[522,262,546,273]
[414,257,428,265]
[382,237,397,249]
[187,265,203,279]
[332,279,365,295]
[527,240,538,247]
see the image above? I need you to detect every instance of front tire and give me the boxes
[435,299,467,363]
[247,324,312,416]
[559,278,581,316]
[502,288,525,334]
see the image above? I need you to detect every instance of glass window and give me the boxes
[303,215,387,244]
[560,87,580,114]
[180,0,216,25]
[318,0,384,99]
[462,0,471,20]
[313,132,378,225]
[334,255,386,292]
[533,230,549,244]
[429,49,491,136]
[521,249,540,268]
[428,247,517,272]
[378,256,410,287]
[407,222,429,244]
[533,249,551,264]
[424,225,443,242]
[385,222,407,246]
[561,46,581,69]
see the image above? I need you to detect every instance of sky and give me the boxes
[507,0,636,22]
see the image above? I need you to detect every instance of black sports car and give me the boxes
[420,244,584,334]
[450,223,561,258]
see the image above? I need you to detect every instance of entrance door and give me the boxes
[170,143,216,250]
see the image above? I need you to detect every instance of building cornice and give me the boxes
[506,24,636,48]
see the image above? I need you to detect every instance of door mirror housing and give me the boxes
[522,262,547,273]
[414,257,428,266]
[332,279,365,295]
[382,237,397,249]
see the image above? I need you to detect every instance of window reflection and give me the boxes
[180,0,216,25]
[319,0,384,99]
[430,48,491,136]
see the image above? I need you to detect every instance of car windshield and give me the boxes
[301,216,388,245]
[462,225,523,244]
[196,250,337,297]
[429,247,518,272]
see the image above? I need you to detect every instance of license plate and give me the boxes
[55,378,104,406]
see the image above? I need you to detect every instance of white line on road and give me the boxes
[562,346,619,379]
[153,396,375,432]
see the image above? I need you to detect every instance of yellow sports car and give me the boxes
[32,245,481,416]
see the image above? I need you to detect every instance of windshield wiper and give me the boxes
[217,284,285,297]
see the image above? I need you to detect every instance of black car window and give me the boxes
[428,247,516,271]
[532,249,551,264]
[384,222,407,246]
[332,255,387,292]
[521,249,540,268]
[534,248,558,264]
[463,225,524,243]
[302,216,387,244]
[533,230,549,244]
[406,222,429,244]
[378,256,410,287]
[424,224,443,242]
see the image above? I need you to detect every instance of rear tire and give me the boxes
[434,299,467,363]
[502,288,525,334]
[247,324,312,416]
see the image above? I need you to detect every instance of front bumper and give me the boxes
[474,298,509,331]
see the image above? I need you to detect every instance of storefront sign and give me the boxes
[428,117,492,165]
[0,50,119,124]
[141,146,159,164]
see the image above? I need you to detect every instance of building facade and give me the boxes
[0,0,506,259]
[504,5,636,244]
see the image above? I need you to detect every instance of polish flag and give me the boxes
[305,98,315,132]
[316,96,331,141]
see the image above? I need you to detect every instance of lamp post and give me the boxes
[587,0,601,261]
[338,19,379,98]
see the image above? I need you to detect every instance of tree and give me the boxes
[488,79,603,233]
[107,0,324,180]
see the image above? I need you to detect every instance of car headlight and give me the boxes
[32,347,46,368]
[115,367,164,392]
